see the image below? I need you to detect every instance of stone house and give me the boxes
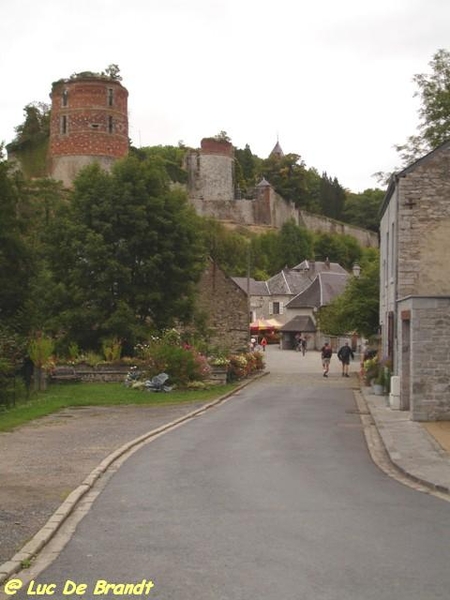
[379,140,450,421]
[196,258,249,353]
[232,259,352,349]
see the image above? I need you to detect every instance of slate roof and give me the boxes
[231,277,270,296]
[292,259,347,274]
[280,315,316,333]
[286,272,349,309]
[270,140,284,158]
[232,261,348,300]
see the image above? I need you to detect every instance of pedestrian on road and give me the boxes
[300,336,307,356]
[337,341,354,377]
[320,342,332,377]
[261,337,267,352]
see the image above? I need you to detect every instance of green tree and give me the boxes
[45,157,206,351]
[7,103,50,178]
[319,172,346,220]
[395,48,450,166]
[0,149,35,323]
[278,220,314,269]
[318,255,379,338]
[342,188,384,232]
[313,232,362,270]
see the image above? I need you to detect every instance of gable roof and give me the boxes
[380,139,450,217]
[286,272,349,309]
[231,277,270,296]
[279,315,316,333]
[293,259,347,274]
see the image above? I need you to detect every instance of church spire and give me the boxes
[270,137,284,159]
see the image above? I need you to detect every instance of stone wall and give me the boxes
[185,139,235,202]
[398,296,450,421]
[196,259,249,353]
[186,140,378,247]
[395,145,450,298]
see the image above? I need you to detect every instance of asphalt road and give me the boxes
[11,348,450,599]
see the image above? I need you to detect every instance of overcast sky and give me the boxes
[1,0,449,193]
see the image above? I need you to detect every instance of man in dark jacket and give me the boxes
[337,342,354,377]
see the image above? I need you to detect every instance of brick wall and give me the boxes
[49,77,128,185]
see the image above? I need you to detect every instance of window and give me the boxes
[108,88,114,107]
[61,115,67,134]
[108,116,113,134]
[270,301,283,315]
[62,89,68,106]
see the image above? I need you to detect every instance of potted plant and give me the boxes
[373,368,386,396]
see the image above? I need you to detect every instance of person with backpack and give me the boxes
[337,341,354,377]
[320,342,332,377]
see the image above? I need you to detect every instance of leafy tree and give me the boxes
[0,148,35,323]
[260,152,309,207]
[132,145,188,184]
[6,103,50,178]
[395,48,450,166]
[202,218,251,277]
[313,232,362,270]
[318,255,380,338]
[45,157,206,351]
[278,220,314,269]
[342,188,384,232]
[318,172,346,220]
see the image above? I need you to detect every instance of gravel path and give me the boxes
[0,402,210,565]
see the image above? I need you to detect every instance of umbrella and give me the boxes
[250,318,279,331]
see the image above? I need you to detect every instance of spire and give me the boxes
[270,137,284,159]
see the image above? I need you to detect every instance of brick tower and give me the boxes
[48,74,129,186]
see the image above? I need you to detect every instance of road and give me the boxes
[9,347,450,599]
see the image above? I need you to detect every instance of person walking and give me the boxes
[261,337,267,352]
[320,342,332,377]
[337,341,354,377]
[300,336,307,356]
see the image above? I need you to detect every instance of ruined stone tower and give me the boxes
[186,137,235,202]
[48,74,129,186]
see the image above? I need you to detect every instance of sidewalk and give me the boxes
[360,386,450,493]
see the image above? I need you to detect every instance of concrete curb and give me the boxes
[357,384,450,497]
[0,372,267,584]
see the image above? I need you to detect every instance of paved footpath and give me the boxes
[1,345,450,583]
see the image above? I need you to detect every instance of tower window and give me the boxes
[108,116,113,134]
[61,115,67,134]
[62,89,68,106]
[108,88,114,107]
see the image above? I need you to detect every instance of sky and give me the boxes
[1,0,450,193]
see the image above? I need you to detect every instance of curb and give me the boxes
[357,386,450,497]
[0,372,268,584]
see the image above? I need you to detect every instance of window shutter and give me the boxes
[279,302,284,315]
[269,302,273,315]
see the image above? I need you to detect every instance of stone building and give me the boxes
[379,140,450,421]
[232,259,352,350]
[48,74,129,186]
[196,258,249,353]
